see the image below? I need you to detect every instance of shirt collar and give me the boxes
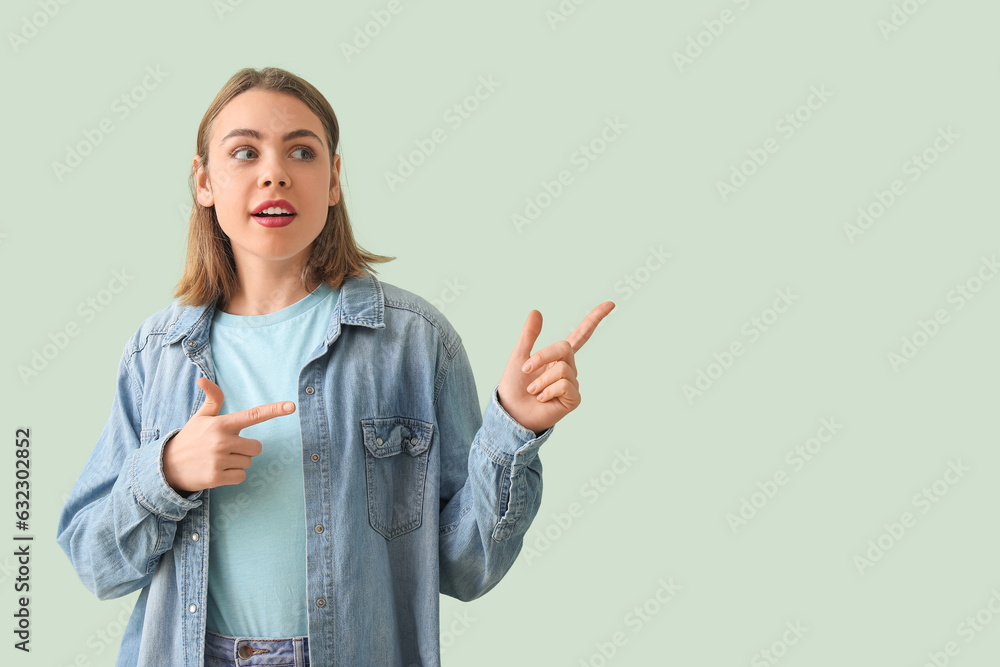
[162,272,386,349]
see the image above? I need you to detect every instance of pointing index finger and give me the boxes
[566,301,615,352]
[222,401,296,432]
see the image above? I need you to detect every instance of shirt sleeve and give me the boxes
[56,334,203,600]
[436,339,553,602]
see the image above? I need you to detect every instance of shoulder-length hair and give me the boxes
[173,67,394,307]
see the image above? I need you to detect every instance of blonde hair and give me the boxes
[173,67,394,307]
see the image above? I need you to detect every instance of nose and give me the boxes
[258,155,290,188]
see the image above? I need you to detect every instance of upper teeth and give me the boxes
[258,207,292,215]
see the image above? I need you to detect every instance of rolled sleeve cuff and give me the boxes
[479,385,554,469]
[129,427,203,520]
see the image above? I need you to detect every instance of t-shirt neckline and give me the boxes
[213,282,335,329]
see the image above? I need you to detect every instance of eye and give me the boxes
[229,145,316,161]
[231,146,257,160]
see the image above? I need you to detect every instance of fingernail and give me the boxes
[521,361,531,373]
[283,402,294,412]
[526,382,536,393]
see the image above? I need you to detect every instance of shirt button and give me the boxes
[311,453,320,462]
[191,533,199,541]
[305,386,315,395]
[189,604,197,613]
[410,438,418,445]
[315,525,324,533]
[316,598,326,608]
[376,437,383,446]
[187,341,196,347]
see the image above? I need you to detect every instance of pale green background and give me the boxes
[2,0,999,665]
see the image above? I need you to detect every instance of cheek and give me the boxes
[214,205,243,228]
[212,183,253,220]
[210,169,248,202]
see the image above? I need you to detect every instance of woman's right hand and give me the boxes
[162,377,296,495]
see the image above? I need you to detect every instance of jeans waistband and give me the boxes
[205,630,310,666]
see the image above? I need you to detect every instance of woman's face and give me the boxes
[194,89,340,274]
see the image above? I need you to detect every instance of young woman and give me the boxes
[57,66,612,667]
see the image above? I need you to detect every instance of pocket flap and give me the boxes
[361,417,433,458]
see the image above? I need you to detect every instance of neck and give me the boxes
[221,256,320,316]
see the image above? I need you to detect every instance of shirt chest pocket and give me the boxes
[360,416,434,540]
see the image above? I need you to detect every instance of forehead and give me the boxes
[212,89,326,147]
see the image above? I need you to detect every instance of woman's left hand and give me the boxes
[497,301,615,435]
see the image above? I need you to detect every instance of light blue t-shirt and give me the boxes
[205,281,338,638]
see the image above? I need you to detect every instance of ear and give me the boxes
[328,153,341,207]
[193,155,214,208]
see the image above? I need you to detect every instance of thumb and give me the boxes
[511,310,542,366]
[193,377,224,417]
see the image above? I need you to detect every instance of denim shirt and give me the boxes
[56,272,553,666]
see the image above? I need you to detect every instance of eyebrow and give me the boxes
[219,128,324,146]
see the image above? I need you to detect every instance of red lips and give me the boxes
[252,199,297,215]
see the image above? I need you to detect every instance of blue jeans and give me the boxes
[204,630,310,666]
